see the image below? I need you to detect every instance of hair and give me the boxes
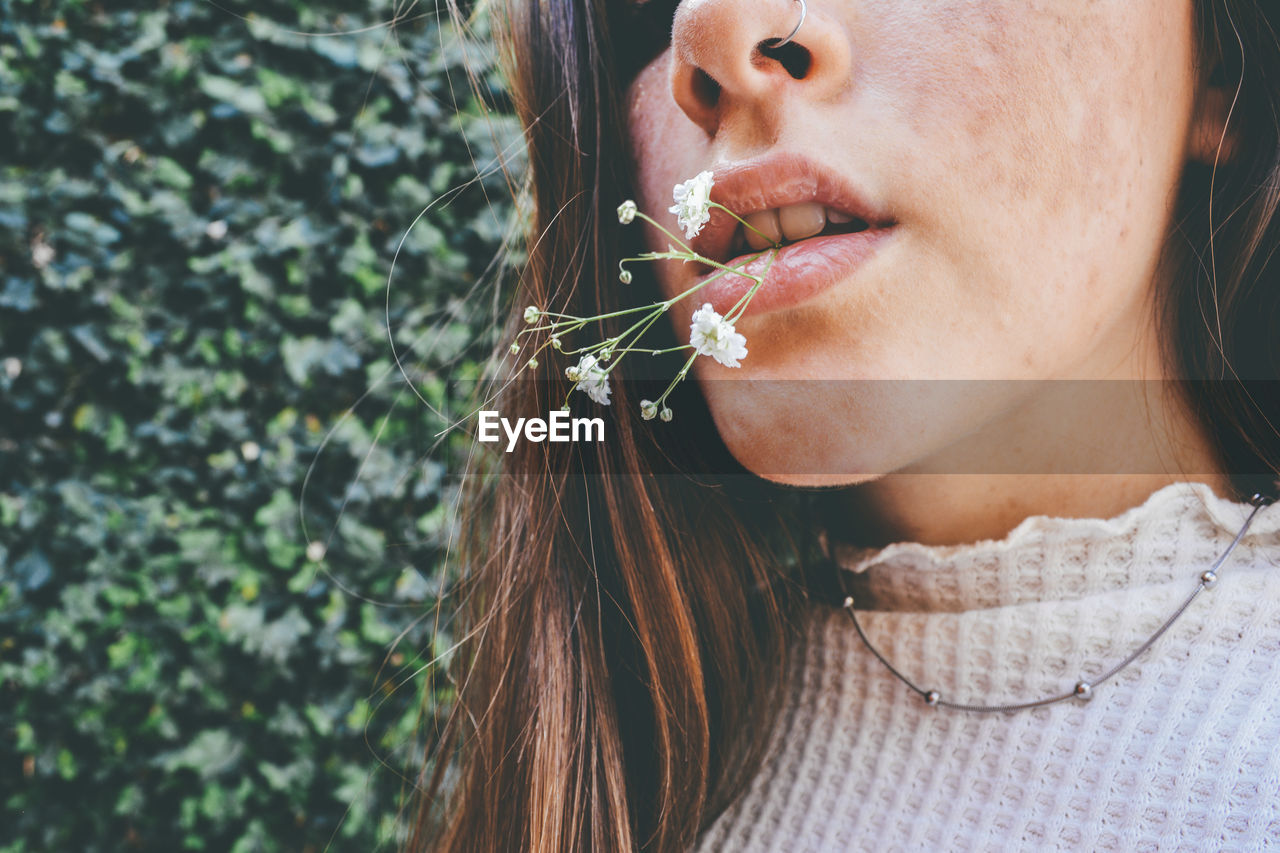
[1163,1,1280,497]
[409,1,1280,850]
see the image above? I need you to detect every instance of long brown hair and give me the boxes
[1164,0,1280,495]
[411,1,1280,849]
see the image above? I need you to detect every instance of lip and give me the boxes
[695,226,895,317]
[681,152,896,317]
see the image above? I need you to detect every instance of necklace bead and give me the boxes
[839,494,1273,713]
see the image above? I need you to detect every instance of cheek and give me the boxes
[626,53,728,312]
[877,0,1195,349]
[626,54,691,232]
[886,2,1182,196]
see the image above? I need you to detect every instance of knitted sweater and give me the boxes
[695,482,1280,852]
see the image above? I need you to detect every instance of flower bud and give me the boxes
[523,305,540,324]
[619,269,632,285]
[640,400,657,421]
[550,336,562,350]
[527,357,539,369]
[509,342,520,355]
[617,200,637,225]
[659,406,673,422]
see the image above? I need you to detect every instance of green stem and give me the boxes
[610,344,694,359]
[724,247,780,323]
[707,201,782,249]
[606,307,671,362]
[633,211,695,255]
[654,351,700,408]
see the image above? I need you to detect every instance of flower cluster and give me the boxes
[565,354,612,405]
[509,170,782,422]
[689,303,748,368]
[669,170,715,240]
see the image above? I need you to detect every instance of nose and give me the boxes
[670,0,853,138]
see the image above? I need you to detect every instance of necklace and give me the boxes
[839,491,1275,713]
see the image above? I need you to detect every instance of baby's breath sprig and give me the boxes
[512,170,783,422]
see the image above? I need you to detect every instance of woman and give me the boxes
[413,0,1280,849]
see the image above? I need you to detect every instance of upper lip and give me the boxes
[687,152,892,266]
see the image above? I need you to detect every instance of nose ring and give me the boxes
[768,0,807,48]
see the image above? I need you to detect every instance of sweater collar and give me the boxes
[825,481,1280,613]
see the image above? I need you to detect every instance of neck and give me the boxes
[824,381,1234,548]
[827,473,1232,548]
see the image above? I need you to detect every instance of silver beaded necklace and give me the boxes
[839,492,1275,713]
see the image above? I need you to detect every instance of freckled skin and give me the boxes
[625,0,1211,485]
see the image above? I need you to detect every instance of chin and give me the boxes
[700,383,891,485]
[759,470,880,489]
[697,373,1009,485]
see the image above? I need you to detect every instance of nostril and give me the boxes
[756,40,812,79]
[692,67,722,108]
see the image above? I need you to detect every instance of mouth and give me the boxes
[683,153,896,317]
[716,202,875,264]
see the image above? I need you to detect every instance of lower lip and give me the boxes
[692,227,895,318]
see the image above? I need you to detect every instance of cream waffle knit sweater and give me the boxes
[696,482,1280,852]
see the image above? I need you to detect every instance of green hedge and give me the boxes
[0,1,517,849]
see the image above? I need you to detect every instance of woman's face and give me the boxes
[625,0,1210,484]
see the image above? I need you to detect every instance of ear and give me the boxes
[1187,67,1240,166]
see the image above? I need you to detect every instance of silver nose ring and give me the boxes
[770,0,807,48]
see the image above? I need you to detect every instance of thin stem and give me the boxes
[654,351,700,408]
[633,211,694,254]
[724,248,779,322]
[540,251,769,352]
[612,344,692,357]
[707,201,782,249]
[635,247,769,285]
[607,307,670,361]
[517,302,658,336]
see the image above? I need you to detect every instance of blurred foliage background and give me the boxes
[0,0,520,849]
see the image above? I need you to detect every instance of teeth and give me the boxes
[743,209,782,250]
[731,203,869,256]
[778,202,826,242]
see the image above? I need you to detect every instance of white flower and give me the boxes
[306,541,327,562]
[640,399,657,420]
[570,354,611,405]
[205,219,228,240]
[689,303,748,368]
[617,200,637,224]
[669,170,715,239]
[240,441,261,462]
[523,305,541,324]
